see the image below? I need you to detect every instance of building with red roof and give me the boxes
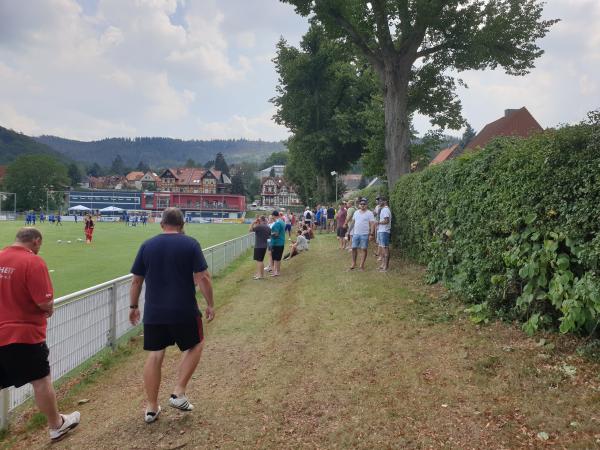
[430,144,461,165]
[157,167,232,194]
[464,107,543,151]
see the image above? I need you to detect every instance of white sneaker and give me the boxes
[169,394,194,411]
[49,411,80,441]
[144,405,161,423]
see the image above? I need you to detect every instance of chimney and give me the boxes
[504,109,519,118]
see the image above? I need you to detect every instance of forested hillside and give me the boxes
[35,135,286,167]
[0,126,67,164]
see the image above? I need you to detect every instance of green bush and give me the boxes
[391,113,600,335]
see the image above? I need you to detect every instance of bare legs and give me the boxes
[255,261,264,278]
[144,342,204,411]
[31,375,62,429]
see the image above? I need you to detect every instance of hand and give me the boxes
[45,309,54,318]
[129,308,140,325]
[205,305,215,322]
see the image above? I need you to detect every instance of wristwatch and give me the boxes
[129,304,139,309]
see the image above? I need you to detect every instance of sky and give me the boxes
[0,0,598,142]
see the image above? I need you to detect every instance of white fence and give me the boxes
[0,232,255,429]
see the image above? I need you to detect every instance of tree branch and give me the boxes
[371,0,395,54]
[416,43,448,58]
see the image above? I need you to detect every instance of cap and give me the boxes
[272,210,280,216]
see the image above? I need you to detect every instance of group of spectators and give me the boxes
[339,196,392,272]
[249,209,312,279]
[249,196,392,277]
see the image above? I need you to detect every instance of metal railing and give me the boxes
[0,232,255,430]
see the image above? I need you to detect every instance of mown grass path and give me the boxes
[6,235,600,449]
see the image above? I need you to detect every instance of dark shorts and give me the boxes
[0,342,50,388]
[143,316,204,352]
[337,226,347,238]
[271,245,284,261]
[285,224,292,232]
[254,247,267,262]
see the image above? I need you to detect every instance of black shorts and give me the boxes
[254,247,267,261]
[337,226,347,238]
[0,342,50,388]
[271,245,284,261]
[143,316,204,351]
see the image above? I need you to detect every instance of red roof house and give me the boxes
[465,107,543,151]
[430,144,461,165]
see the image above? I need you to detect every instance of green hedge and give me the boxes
[391,117,600,335]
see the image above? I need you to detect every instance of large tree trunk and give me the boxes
[381,61,412,189]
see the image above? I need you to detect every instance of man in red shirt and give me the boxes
[0,227,80,441]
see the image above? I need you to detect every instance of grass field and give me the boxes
[0,221,248,297]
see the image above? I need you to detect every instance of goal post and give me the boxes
[0,192,17,220]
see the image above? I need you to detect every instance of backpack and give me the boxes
[305,211,312,220]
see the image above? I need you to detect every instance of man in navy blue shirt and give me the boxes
[129,207,214,423]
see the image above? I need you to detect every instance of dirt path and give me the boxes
[5,236,600,449]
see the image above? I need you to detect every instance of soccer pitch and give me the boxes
[0,220,249,297]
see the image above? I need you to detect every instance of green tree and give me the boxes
[230,174,246,195]
[214,152,230,175]
[260,151,289,169]
[272,24,378,202]
[4,154,69,210]
[110,154,126,175]
[282,0,557,188]
[184,158,196,168]
[67,163,82,186]
[269,167,276,178]
[460,123,477,149]
[87,162,103,177]
[203,159,215,169]
[136,160,151,172]
[357,175,367,190]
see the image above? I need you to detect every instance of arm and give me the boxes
[37,300,54,318]
[129,275,144,325]
[194,270,215,321]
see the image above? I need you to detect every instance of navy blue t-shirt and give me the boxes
[131,233,208,324]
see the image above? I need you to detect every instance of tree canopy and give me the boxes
[4,154,69,211]
[281,0,557,187]
[214,152,230,175]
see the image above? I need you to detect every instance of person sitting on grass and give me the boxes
[283,229,309,260]
[301,224,313,240]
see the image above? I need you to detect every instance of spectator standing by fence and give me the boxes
[269,210,286,277]
[250,216,271,280]
[129,207,215,424]
[0,228,81,441]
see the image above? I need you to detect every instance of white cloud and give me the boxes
[197,108,289,141]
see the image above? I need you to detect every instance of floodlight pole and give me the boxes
[330,171,338,204]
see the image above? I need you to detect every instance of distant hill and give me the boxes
[0,126,67,164]
[35,135,287,168]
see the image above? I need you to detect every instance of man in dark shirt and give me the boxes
[250,215,271,280]
[129,207,214,423]
[326,206,336,232]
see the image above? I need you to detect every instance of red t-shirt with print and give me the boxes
[0,245,54,346]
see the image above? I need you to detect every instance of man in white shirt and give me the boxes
[349,198,376,271]
[377,197,392,272]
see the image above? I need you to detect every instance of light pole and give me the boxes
[330,171,338,204]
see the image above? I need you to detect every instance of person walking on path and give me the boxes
[377,198,392,272]
[0,227,81,442]
[84,214,95,244]
[250,215,271,280]
[269,210,286,277]
[348,199,376,271]
[129,207,215,424]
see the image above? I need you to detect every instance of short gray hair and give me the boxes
[161,207,184,227]
[16,227,42,243]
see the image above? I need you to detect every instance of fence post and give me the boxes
[0,388,9,431]
[108,281,118,350]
